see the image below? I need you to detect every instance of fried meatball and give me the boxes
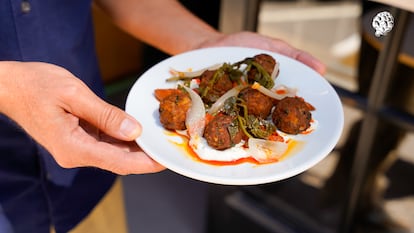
[239,87,274,119]
[159,91,191,130]
[198,70,233,104]
[272,97,312,134]
[203,114,243,150]
[247,54,277,86]
[254,54,276,74]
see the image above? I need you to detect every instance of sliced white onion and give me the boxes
[251,82,296,100]
[181,85,206,145]
[170,63,223,78]
[248,138,288,163]
[207,85,246,115]
[270,61,280,81]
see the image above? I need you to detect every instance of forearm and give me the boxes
[95,0,221,55]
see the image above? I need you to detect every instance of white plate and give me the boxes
[125,47,344,185]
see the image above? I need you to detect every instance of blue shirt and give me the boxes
[0,0,116,232]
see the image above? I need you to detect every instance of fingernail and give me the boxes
[120,118,140,138]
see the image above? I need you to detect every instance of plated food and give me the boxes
[125,47,343,185]
[155,53,316,165]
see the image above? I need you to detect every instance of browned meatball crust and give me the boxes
[239,87,274,119]
[254,54,276,74]
[203,114,243,150]
[198,70,233,104]
[272,97,312,134]
[159,91,191,130]
[247,54,276,83]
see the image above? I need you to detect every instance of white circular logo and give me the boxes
[372,11,394,37]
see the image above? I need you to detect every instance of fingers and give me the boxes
[199,32,326,75]
[80,145,166,175]
[57,125,165,174]
[292,50,326,75]
[292,50,327,75]
[61,81,141,141]
[90,148,166,175]
[273,39,326,75]
[59,87,165,174]
[86,139,166,175]
[53,79,165,174]
[1,62,162,175]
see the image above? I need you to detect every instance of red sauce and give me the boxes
[276,89,287,95]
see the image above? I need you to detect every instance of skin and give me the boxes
[0,0,326,175]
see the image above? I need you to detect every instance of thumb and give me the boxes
[84,101,141,141]
[99,108,142,140]
[65,83,141,141]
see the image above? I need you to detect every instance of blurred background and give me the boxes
[87,0,414,232]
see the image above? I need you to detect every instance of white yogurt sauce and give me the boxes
[190,137,249,161]
[188,119,318,162]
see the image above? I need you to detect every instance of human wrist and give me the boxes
[184,30,223,53]
[0,61,24,116]
[0,61,14,113]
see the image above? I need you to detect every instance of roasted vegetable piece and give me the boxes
[154,88,182,101]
